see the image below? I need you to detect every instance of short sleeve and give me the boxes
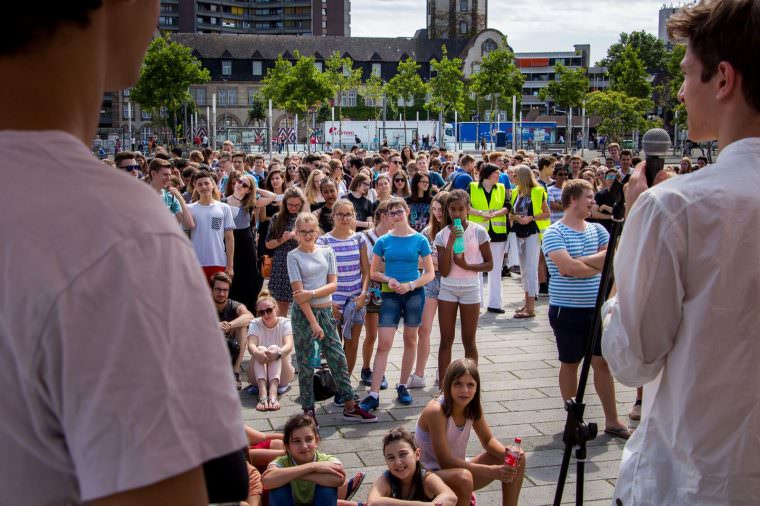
[325,248,337,276]
[43,233,246,502]
[373,236,386,258]
[542,227,566,256]
[248,318,261,337]
[222,203,235,230]
[418,233,432,257]
[433,228,448,248]
[286,251,303,283]
[316,235,327,247]
[595,223,610,248]
[476,225,490,244]
[281,318,292,336]
[170,195,181,215]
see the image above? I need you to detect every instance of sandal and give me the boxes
[513,311,536,319]
[256,398,269,412]
[604,426,634,440]
[268,396,280,411]
[345,471,365,501]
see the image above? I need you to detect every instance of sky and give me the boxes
[351,0,680,64]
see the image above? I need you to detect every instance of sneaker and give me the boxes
[629,400,642,421]
[277,383,292,395]
[343,405,378,423]
[501,266,512,278]
[245,384,259,396]
[359,394,380,412]
[407,374,426,389]
[360,367,373,386]
[396,385,413,405]
[333,394,345,407]
[303,407,319,430]
[380,375,389,390]
[487,307,506,314]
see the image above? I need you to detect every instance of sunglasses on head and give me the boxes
[257,307,274,316]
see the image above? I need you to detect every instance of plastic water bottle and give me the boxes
[453,218,465,255]
[309,339,321,368]
[504,437,522,467]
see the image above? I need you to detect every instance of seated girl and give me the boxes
[368,427,457,505]
[415,359,526,506]
[261,414,363,506]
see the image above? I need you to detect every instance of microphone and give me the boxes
[642,128,672,187]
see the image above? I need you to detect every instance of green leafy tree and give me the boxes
[325,52,363,147]
[539,64,590,151]
[362,73,387,148]
[585,90,655,143]
[599,31,668,74]
[386,57,427,145]
[260,50,333,150]
[470,42,524,148]
[131,35,210,143]
[665,44,688,130]
[248,94,266,126]
[426,46,466,143]
[610,44,652,99]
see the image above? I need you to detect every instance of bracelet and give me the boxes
[311,290,316,299]
[409,280,415,290]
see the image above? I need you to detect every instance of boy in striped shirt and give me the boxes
[541,179,631,440]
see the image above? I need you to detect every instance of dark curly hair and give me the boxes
[1,3,104,56]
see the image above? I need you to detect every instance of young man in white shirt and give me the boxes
[188,170,235,280]
[601,1,760,503]
[0,2,248,505]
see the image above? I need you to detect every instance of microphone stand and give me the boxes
[553,194,626,506]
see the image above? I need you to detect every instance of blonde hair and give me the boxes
[304,169,324,204]
[238,173,258,210]
[255,289,277,312]
[294,211,318,231]
[515,164,540,195]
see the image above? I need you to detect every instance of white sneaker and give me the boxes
[407,374,426,389]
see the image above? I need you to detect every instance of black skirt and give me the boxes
[229,226,263,310]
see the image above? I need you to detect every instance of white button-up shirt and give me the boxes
[602,137,760,505]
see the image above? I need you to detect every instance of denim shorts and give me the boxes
[438,277,481,305]
[379,287,425,328]
[424,272,442,299]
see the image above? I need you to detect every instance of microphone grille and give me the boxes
[642,128,671,157]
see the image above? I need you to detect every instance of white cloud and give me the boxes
[351,0,666,63]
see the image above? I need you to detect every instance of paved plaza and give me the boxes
[241,274,637,505]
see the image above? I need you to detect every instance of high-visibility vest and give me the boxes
[510,185,550,232]
[468,182,508,234]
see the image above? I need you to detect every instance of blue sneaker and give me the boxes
[397,385,413,405]
[359,394,380,412]
[333,394,345,407]
[380,375,389,390]
[360,367,372,386]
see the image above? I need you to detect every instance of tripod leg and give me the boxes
[553,444,573,506]
[576,446,586,506]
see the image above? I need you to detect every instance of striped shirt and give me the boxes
[547,184,564,223]
[316,232,366,306]
[542,221,609,308]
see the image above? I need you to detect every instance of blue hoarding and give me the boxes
[458,121,558,144]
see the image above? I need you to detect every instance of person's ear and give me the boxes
[715,61,737,102]
[415,447,422,460]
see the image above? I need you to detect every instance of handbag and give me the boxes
[513,221,539,238]
[261,255,273,279]
[313,363,337,401]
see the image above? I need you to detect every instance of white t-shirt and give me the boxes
[247,317,292,348]
[0,131,246,504]
[434,222,489,281]
[188,200,235,267]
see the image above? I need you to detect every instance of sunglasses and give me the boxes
[298,229,318,236]
[388,209,405,217]
[390,160,401,164]
[394,178,405,183]
[288,166,298,171]
[257,307,274,316]
[236,180,251,189]
[121,164,141,172]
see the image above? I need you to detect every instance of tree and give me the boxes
[426,46,466,144]
[385,58,427,145]
[247,94,266,126]
[362,73,387,148]
[539,63,590,151]
[585,90,655,143]
[131,35,210,144]
[599,31,668,75]
[470,41,524,149]
[324,52,363,147]
[260,50,333,151]
[610,44,652,99]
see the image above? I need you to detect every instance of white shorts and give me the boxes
[438,277,481,305]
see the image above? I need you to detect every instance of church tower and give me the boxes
[426,0,487,39]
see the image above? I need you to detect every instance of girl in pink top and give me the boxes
[434,190,493,385]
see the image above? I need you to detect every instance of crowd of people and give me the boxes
[109,138,709,505]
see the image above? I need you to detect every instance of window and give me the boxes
[481,39,498,56]
[371,63,381,77]
[141,109,152,120]
[339,89,357,107]
[122,89,130,97]
[191,87,206,105]
[140,126,153,143]
[248,88,257,105]
[122,106,131,120]
[217,88,227,106]
[460,0,468,11]
[218,87,237,106]
[459,21,468,34]
[314,61,323,72]
[252,60,263,75]
[222,60,232,76]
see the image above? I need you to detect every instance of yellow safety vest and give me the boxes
[468,182,508,234]
[510,185,550,232]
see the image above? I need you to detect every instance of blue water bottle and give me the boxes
[453,218,465,255]
[309,339,322,368]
